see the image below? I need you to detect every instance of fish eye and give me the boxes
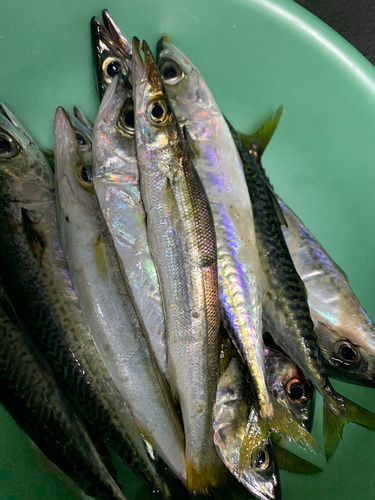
[102,57,126,84]
[251,447,270,470]
[333,340,361,366]
[147,99,169,125]
[0,131,20,158]
[75,132,90,151]
[75,164,92,188]
[159,60,184,85]
[118,99,135,136]
[286,378,308,405]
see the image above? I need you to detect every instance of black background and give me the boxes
[294,0,375,66]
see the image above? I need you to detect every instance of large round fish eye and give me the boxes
[147,100,170,125]
[333,340,361,366]
[159,60,184,85]
[118,99,135,136]
[74,164,92,188]
[0,131,20,159]
[251,447,270,470]
[102,57,126,84]
[286,378,308,405]
[75,132,90,151]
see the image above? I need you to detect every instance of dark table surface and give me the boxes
[294,0,375,66]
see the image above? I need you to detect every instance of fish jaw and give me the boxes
[102,9,132,59]
[90,16,131,100]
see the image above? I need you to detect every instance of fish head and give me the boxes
[91,16,131,100]
[68,110,93,171]
[132,38,177,162]
[54,107,95,221]
[315,320,375,387]
[157,37,214,120]
[93,74,137,180]
[0,102,54,199]
[264,348,315,432]
[214,358,280,500]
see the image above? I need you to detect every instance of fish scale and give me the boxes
[0,105,173,496]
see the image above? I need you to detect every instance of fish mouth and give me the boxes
[132,38,164,94]
[102,9,132,61]
[91,16,131,61]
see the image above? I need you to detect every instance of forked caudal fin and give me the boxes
[238,400,318,478]
[324,394,375,460]
[238,106,283,155]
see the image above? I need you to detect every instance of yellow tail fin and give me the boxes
[238,106,283,154]
[324,395,375,460]
[272,442,323,475]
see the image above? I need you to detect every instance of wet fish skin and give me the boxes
[230,122,375,460]
[0,103,171,495]
[156,37,272,422]
[93,75,168,381]
[0,280,126,500]
[69,108,93,171]
[55,106,185,489]
[279,200,375,387]
[133,39,224,495]
[91,16,131,100]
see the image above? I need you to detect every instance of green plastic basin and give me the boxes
[1,0,375,498]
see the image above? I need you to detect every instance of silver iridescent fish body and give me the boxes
[280,200,375,387]
[54,108,186,486]
[156,38,275,423]
[93,75,168,381]
[133,39,226,495]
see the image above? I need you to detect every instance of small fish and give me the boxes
[0,278,126,500]
[93,75,168,381]
[157,38,314,474]
[243,109,375,388]
[214,356,321,500]
[0,103,171,497]
[91,15,131,100]
[133,39,226,495]
[54,107,186,488]
[232,113,375,461]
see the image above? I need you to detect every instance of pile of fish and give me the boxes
[1,10,375,500]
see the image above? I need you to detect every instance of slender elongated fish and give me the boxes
[0,103,171,497]
[93,75,168,381]
[0,279,126,500]
[229,120,375,461]
[241,110,375,387]
[91,15,131,100]
[54,107,186,486]
[133,39,227,495]
[156,39,315,469]
[214,356,321,500]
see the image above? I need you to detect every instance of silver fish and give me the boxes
[156,39,314,469]
[93,75,168,381]
[54,107,186,486]
[0,102,172,497]
[133,39,226,495]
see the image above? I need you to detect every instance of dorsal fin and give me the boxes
[238,106,283,155]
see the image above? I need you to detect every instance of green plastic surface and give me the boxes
[1,0,375,498]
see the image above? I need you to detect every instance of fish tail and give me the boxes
[324,394,375,460]
[238,401,318,478]
[272,442,323,475]
[186,450,228,497]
